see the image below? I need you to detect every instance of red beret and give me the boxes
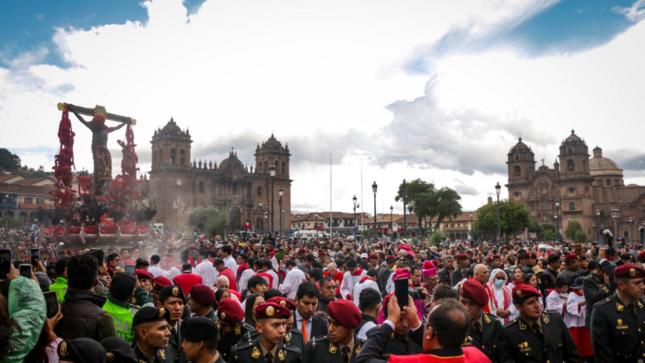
[614,264,645,279]
[565,254,579,260]
[523,253,536,259]
[512,284,542,299]
[386,256,396,261]
[267,297,297,311]
[189,284,216,305]
[456,254,469,260]
[298,248,306,253]
[319,250,327,256]
[217,299,244,324]
[432,260,441,268]
[461,280,488,306]
[368,254,378,259]
[135,269,152,280]
[382,293,394,310]
[638,251,645,263]
[255,302,291,320]
[487,255,500,262]
[152,277,172,290]
[328,300,361,329]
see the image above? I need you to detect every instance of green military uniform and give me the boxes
[132,286,154,307]
[284,328,305,353]
[203,309,217,322]
[583,272,611,328]
[498,312,581,363]
[102,296,139,344]
[134,343,170,363]
[218,321,256,362]
[302,334,365,363]
[365,325,424,359]
[50,277,68,302]
[462,312,503,363]
[167,320,186,363]
[590,294,645,363]
[522,264,534,275]
[230,337,301,363]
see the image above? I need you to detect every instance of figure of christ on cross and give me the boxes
[68,104,127,195]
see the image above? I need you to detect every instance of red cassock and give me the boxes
[388,347,492,363]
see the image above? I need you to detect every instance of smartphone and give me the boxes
[19,264,32,278]
[394,278,409,311]
[31,248,40,265]
[44,291,59,319]
[46,264,55,275]
[125,265,136,275]
[0,249,10,279]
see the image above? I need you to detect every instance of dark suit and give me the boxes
[377,265,392,295]
[298,313,329,339]
[498,312,581,363]
[590,294,645,363]
[365,325,424,359]
[302,333,364,363]
[452,267,465,287]
[541,266,558,292]
[218,321,256,362]
[463,312,504,363]
[582,272,611,328]
[438,267,455,287]
[316,297,333,315]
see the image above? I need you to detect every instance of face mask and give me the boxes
[494,279,505,288]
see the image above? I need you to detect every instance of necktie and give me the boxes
[473,321,482,332]
[265,352,273,363]
[302,319,309,343]
[341,346,351,363]
[532,323,543,340]
[628,303,637,317]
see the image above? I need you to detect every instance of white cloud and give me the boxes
[614,0,645,22]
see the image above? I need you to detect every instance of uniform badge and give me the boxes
[519,342,531,352]
[638,301,643,309]
[252,347,261,359]
[235,325,242,335]
[159,350,165,359]
[59,341,68,357]
[617,319,628,329]
[355,345,361,355]
[516,290,525,298]
[630,268,637,277]
[107,352,115,362]
[132,297,137,304]
[278,350,285,361]
[519,321,527,330]
[158,308,165,318]
[279,300,287,307]
[543,315,549,324]
[285,334,291,342]
[172,287,179,296]
[617,303,624,312]
[221,312,227,320]
[267,306,275,317]
[329,343,338,353]
[484,315,491,324]
[602,286,609,293]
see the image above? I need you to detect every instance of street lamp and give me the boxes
[390,205,393,237]
[263,211,268,235]
[353,195,358,237]
[495,182,501,245]
[281,209,285,237]
[269,165,276,234]
[554,199,560,242]
[630,218,634,244]
[470,211,474,241]
[372,182,378,240]
[567,216,571,240]
[596,210,601,243]
[278,186,284,237]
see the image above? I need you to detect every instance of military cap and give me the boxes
[111,272,136,299]
[328,299,361,329]
[638,251,645,263]
[58,338,107,363]
[368,254,378,260]
[100,337,137,363]
[614,264,645,279]
[487,254,500,262]
[152,276,172,290]
[298,248,306,253]
[386,255,396,262]
[461,280,488,306]
[620,253,634,262]
[217,298,244,323]
[456,254,469,260]
[512,284,542,299]
[133,306,169,327]
[189,284,216,305]
[319,250,327,256]
[135,269,152,280]
[523,252,537,259]
[565,254,580,260]
[256,302,291,320]
[159,285,186,303]
[181,316,219,342]
[267,296,297,311]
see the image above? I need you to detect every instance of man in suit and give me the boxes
[541,254,561,292]
[582,261,611,328]
[377,256,395,296]
[499,284,581,363]
[297,254,316,274]
[295,282,328,344]
[590,264,645,363]
[452,254,470,285]
[437,255,455,287]
[458,280,503,362]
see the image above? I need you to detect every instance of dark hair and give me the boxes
[215,289,229,307]
[204,336,219,351]
[150,255,161,264]
[248,276,268,292]
[306,254,316,262]
[366,268,378,278]
[523,273,536,285]
[180,249,189,263]
[555,276,568,288]
[319,276,334,287]
[264,289,282,300]
[296,282,320,300]
[433,285,458,302]
[588,260,598,270]
[222,246,232,255]
[213,259,224,267]
[263,260,273,270]
[286,260,297,268]
[237,254,248,262]
[464,268,474,280]
[107,253,120,264]
[312,261,323,270]
[428,299,469,349]
[410,265,421,276]
[253,260,264,270]
[86,249,105,267]
[244,293,263,326]
[359,288,381,312]
[347,259,357,268]
[309,268,323,282]
[199,249,210,258]
[55,258,69,277]
[182,263,192,271]
[135,259,149,269]
[548,254,560,264]
[120,248,129,254]
[67,255,98,290]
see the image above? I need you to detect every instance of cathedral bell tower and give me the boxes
[558,130,590,180]
[507,137,536,185]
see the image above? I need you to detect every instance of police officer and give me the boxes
[268,296,305,352]
[188,284,217,321]
[499,284,581,363]
[590,264,645,363]
[157,285,187,363]
[302,299,365,363]
[216,298,256,362]
[458,280,503,362]
[100,337,138,363]
[181,316,224,363]
[231,302,301,363]
[582,261,611,328]
[103,272,140,344]
[58,338,107,363]
[132,307,172,363]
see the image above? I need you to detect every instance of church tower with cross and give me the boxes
[506,136,536,186]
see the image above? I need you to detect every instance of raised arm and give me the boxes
[107,121,128,133]
[68,104,91,129]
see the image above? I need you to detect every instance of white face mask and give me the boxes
[494,279,505,288]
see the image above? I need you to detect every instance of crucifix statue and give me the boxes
[58,103,136,194]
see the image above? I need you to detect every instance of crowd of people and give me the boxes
[0,224,643,363]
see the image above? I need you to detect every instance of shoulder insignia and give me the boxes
[391,332,395,339]
[602,286,610,293]
[542,314,549,324]
[329,343,337,354]
[519,321,527,330]
[278,350,285,361]
[252,347,261,359]
[355,345,361,355]
[638,301,643,309]
[484,314,491,324]
[606,298,610,302]
[140,360,147,363]
[617,303,624,312]
[159,349,165,359]
[285,333,291,342]
[131,297,137,304]
[106,352,115,362]
[235,325,242,335]
[217,321,220,329]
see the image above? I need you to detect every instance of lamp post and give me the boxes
[470,211,474,241]
[596,210,601,243]
[372,181,378,241]
[611,207,620,243]
[269,165,276,234]
[567,216,571,240]
[390,206,393,237]
[630,218,634,244]
[281,209,285,236]
[278,186,284,237]
[495,182,501,245]
[554,199,560,242]
[263,211,268,235]
[353,195,358,237]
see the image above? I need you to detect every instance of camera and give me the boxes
[409,287,426,300]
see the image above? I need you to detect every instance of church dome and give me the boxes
[590,146,623,177]
[511,137,530,152]
[219,149,245,171]
[161,118,182,134]
[565,130,582,143]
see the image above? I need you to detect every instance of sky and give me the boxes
[1,0,645,216]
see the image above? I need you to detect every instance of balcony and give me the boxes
[18,203,53,209]
[0,202,18,209]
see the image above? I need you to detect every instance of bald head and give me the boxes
[474,264,489,285]
[217,276,230,289]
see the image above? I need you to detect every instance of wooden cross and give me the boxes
[57,103,137,125]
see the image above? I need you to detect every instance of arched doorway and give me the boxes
[5,211,14,218]
[18,211,28,225]
[229,207,242,232]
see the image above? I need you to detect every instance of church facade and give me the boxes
[506,130,645,242]
[148,119,292,231]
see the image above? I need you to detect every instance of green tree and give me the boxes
[0,217,26,229]
[564,220,583,239]
[188,207,207,230]
[474,199,533,241]
[188,206,228,237]
[0,149,21,171]
[574,230,588,243]
[430,231,446,246]
[543,229,555,241]
[430,187,462,231]
[395,181,462,237]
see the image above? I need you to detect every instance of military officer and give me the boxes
[217,298,257,362]
[151,277,173,304]
[302,299,365,363]
[268,296,305,352]
[498,284,581,363]
[365,293,424,359]
[181,317,225,363]
[58,338,108,363]
[100,337,139,363]
[230,301,301,363]
[458,280,503,362]
[157,285,187,363]
[582,261,611,328]
[132,307,172,363]
[590,264,645,363]
[189,284,218,321]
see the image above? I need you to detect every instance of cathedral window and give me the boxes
[606,179,611,186]
[542,200,547,209]
[233,183,238,195]
[570,202,575,211]
[568,148,572,154]
[198,182,204,193]
[153,150,157,165]
[170,149,176,164]
[515,155,519,161]
[159,149,163,164]
[282,161,286,175]
[257,186,262,197]
[568,160,574,171]
[180,150,185,165]
[514,166,521,176]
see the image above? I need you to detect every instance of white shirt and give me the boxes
[238,269,258,293]
[194,259,219,288]
[565,292,586,328]
[167,266,182,280]
[295,309,312,340]
[340,269,367,299]
[266,269,279,289]
[148,264,167,278]
[546,290,567,315]
[357,321,377,340]
[280,267,306,299]
[353,279,380,306]
[224,255,238,273]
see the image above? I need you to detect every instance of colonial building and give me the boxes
[506,130,645,242]
[0,173,57,225]
[148,118,292,230]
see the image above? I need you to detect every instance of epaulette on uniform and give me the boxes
[235,342,255,351]
[594,298,612,308]
[502,318,518,329]
[284,344,301,353]
[365,326,378,338]
[312,335,329,342]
